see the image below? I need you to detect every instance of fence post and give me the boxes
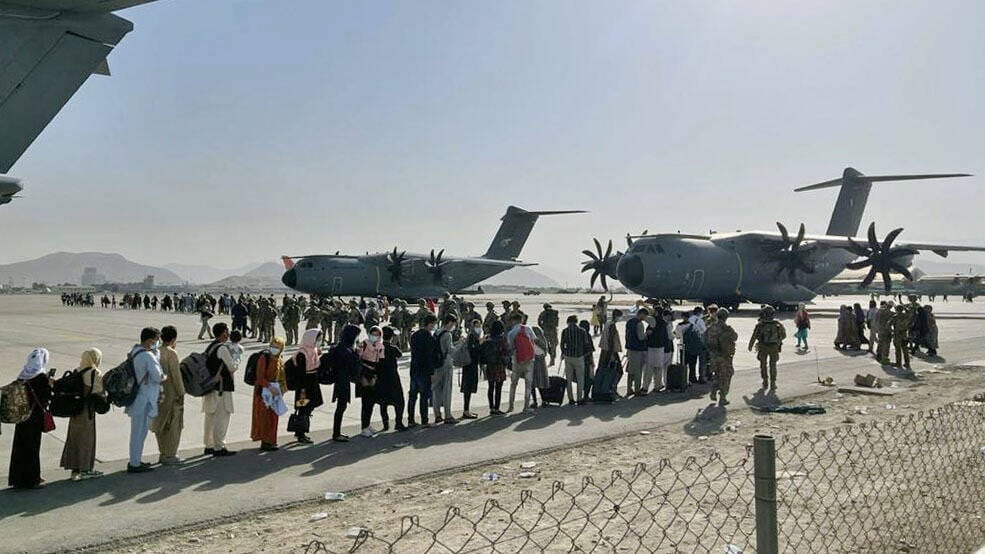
[754,434,779,554]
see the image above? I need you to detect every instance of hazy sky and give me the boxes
[3,0,984,285]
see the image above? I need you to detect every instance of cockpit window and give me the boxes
[631,243,645,253]
[300,261,314,269]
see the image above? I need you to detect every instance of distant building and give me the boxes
[81,267,106,286]
[143,275,155,288]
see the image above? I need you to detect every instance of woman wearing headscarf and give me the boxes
[356,326,383,437]
[375,326,406,431]
[529,326,550,408]
[460,319,483,417]
[60,348,105,480]
[292,329,323,444]
[924,305,939,357]
[853,303,868,347]
[483,320,509,415]
[252,336,285,451]
[331,324,362,442]
[794,304,811,352]
[9,348,53,489]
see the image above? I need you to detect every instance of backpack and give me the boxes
[243,351,266,387]
[284,354,304,390]
[479,338,501,366]
[50,368,90,418]
[760,321,783,346]
[514,327,535,364]
[104,353,141,408]
[317,351,336,385]
[180,343,222,397]
[451,340,472,368]
[683,324,705,354]
[0,380,32,424]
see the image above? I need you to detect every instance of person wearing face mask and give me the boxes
[460,319,483,419]
[357,326,384,437]
[126,328,165,474]
[251,337,286,451]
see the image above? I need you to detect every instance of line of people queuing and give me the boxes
[7,297,792,490]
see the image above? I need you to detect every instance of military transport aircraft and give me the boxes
[0,176,22,205]
[281,206,584,300]
[581,168,985,309]
[819,271,984,300]
[1,0,159,202]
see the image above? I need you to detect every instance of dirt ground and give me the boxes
[88,362,985,554]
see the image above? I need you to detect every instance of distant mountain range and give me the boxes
[162,262,264,285]
[0,252,185,286]
[479,267,561,288]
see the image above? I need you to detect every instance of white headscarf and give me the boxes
[18,347,49,381]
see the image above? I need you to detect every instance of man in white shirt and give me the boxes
[203,322,237,457]
[688,307,709,383]
[127,327,165,473]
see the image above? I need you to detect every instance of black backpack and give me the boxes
[284,353,303,391]
[50,368,89,418]
[317,351,336,385]
[243,351,266,387]
[104,352,144,408]
[479,337,502,366]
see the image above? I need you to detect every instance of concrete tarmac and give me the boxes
[1,294,982,553]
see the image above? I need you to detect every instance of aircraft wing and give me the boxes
[459,257,537,268]
[710,231,985,257]
[0,1,157,173]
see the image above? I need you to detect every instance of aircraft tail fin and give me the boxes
[795,168,971,237]
[482,206,585,261]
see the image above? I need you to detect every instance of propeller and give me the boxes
[425,249,447,283]
[765,222,816,287]
[845,223,918,293]
[581,238,622,291]
[385,247,407,285]
[626,229,649,248]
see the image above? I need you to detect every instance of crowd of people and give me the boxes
[5,292,944,490]
[834,297,940,368]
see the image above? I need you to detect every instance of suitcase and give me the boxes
[539,376,567,405]
[666,344,688,392]
[592,364,618,402]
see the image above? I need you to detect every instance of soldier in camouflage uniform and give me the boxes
[537,303,560,366]
[247,297,259,338]
[415,299,433,331]
[891,303,914,370]
[347,300,364,327]
[498,300,513,326]
[462,302,481,334]
[482,302,499,334]
[705,307,738,406]
[304,302,322,330]
[398,300,415,350]
[332,300,347,342]
[876,301,894,364]
[282,298,302,346]
[747,306,786,390]
[364,300,381,334]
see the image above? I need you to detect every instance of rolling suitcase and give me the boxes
[591,353,620,403]
[539,359,567,405]
[665,343,688,392]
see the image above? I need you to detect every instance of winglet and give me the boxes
[281,256,295,270]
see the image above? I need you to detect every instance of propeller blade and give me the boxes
[882,227,904,252]
[776,222,790,244]
[590,271,599,290]
[867,223,880,252]
[600,274,609,291]
[859,267,878,288]
[846,237,870,258]
[887,247,919,259]
[794,223,806,249]
[880,269,893,293]
[889,262,914,281]
[846,260,873,270]
[582,249,600,261]
[437,249,444,262]
[581,264,594,273]
[593,238,603,257]
[605,240,613,259]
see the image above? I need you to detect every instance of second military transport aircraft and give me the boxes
[281,206,583,300]
[582,168,985,309]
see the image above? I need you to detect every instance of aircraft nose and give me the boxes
[618,254,645,288]
[281,268,297,289]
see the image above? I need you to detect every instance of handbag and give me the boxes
[27,385,55,433]
[287,409,310,434]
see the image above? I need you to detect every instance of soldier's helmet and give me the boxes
[486,302,495,309]
[466,302,475,309]
[717,307,730,321]
[418,299,427,307]
[543,303,551,309]
[761,306,775,320]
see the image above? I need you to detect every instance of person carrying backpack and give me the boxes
[8,348,54,489]
[431,316,460,424]
[151,326,185,465]
[560,315,587,405]
[506,313,537,413]
[59,348,106,481]
[126,328,164,474]
[201,323,237,458]
[748,306,787,390]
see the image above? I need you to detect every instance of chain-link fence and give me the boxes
[305,401,984,553]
